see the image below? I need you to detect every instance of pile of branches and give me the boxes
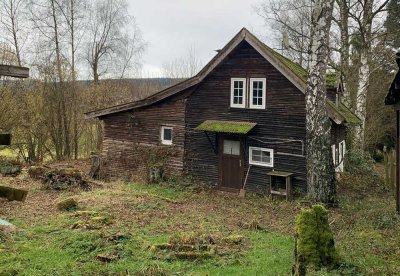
[30,167,92,191]
[0,159,21,177]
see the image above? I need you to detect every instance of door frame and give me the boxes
[218,135,245,192]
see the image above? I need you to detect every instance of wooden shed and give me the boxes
[86,28,360,195]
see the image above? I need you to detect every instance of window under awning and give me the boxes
[195,120,257,134]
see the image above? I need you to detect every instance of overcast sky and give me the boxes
[128,0,274,77]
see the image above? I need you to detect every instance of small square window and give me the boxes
[249,147,273,167]
[161,126,173,145]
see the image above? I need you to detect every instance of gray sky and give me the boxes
[128,0,273,77]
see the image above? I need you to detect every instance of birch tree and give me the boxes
[335,0,351,106]
[306,0,336,203]
[349,0,390,149]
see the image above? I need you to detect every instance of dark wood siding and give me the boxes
[100,93,188,180]
[184,41,307,193]
[331,123,346,145]
[327,87,338,103]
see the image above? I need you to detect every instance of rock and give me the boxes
[174,251,213,259]
[56,198,78,211]
[96,252,120,262]
[89,216,110,225]
[0,219,17,234]
[0,186,28,202]
[223,234,244,245]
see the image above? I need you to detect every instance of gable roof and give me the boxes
[85,28,360,125]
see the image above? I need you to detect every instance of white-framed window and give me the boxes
[331,144,336,165]
[161,126,173,145]
[249,78,266,109]
[249,147,274,167]
[338,140,346,163]
[230,78,246,108]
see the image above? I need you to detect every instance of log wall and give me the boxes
[100,94,188,180]
[185,41,308,193]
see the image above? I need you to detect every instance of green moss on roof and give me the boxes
[257,39,338,87]
[195,120,257,134]
[262,44,308,82]
[327,101,361,125]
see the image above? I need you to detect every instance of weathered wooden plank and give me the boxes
[0,65,29,78]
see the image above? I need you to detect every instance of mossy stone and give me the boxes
[56,198,78,211]
[294,205,339,272]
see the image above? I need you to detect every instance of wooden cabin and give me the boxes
[86,28,360,194]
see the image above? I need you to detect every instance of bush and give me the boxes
[344,149,376,176]
[293,205,339,275]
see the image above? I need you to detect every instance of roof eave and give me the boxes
[85,76,200,118]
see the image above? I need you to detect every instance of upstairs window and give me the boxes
[250,78,266,109]
[161,126,173,145]
[230,78,246,108]
[249,147,274,167]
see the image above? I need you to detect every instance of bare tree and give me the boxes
[0,0,27,66]
[86,0,145,82]
[306,0,336,203]
[162,46,202,78]
[256,0,312,68]
[30,0,73,159]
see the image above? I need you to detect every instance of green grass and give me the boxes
[1,174,400,275]
[0,216,293,275]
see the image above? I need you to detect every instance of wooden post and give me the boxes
[384,53,400,214]
[397,110,400,213]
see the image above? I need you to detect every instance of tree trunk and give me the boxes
[9,0,22,66]
[353,0,373,149]
[306,0,336,203]
[337,0,350,107]
[354,49,370,148]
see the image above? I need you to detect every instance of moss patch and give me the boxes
[294,205,339,273]
[195,120,257,134]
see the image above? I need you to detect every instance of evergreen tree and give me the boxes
[384,0,400,49]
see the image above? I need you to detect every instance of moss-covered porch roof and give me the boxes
[195,120,257,134]
[326,101,361,125]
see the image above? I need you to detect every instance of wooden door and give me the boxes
[219,138,243,191]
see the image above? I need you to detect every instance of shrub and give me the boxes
[293,205,339,275]
[344,149,376,176]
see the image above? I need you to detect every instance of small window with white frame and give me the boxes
[338,140,345,163]
[249,147,274,167]
[230,78,246,108]
[249,78,266,109]
[161,126,173,145]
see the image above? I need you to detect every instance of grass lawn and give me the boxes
[1,171,399,275]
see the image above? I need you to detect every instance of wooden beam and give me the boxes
[0,65,29,78]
